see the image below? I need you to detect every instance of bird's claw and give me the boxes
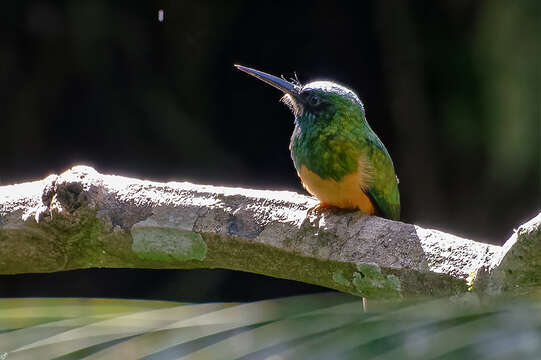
[307,203,330,216]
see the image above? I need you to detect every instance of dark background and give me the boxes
[1,1,539,302]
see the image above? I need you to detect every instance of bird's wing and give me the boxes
[363,134,401,220]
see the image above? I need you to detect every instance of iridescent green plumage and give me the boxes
[236,65,400,220]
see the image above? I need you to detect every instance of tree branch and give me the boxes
[0,166,539,299]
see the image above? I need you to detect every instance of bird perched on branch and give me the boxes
[235,65,400,220]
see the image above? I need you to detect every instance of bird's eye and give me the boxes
[307,94,321,107]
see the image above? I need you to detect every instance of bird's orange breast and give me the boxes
[298,164,376,215]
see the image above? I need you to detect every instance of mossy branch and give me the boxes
[0,166,539,299]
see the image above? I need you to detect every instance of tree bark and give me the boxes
[0,166,539,299]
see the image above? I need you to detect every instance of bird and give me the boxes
[235,65,400,220]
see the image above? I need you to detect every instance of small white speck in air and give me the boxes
[158,9,164,22]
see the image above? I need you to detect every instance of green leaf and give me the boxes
[1,294,541,359]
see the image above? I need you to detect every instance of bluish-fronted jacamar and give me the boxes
[236,65,400,220]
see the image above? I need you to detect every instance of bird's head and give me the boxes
[235,65,365,128]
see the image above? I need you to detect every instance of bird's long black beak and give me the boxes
[234,65,301,100]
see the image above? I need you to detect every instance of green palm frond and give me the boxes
[1,294,541,360]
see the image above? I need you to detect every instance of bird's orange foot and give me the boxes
[307,202,331,216]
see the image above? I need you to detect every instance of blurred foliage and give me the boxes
[2,294,541,359]
[0,1,539,300]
